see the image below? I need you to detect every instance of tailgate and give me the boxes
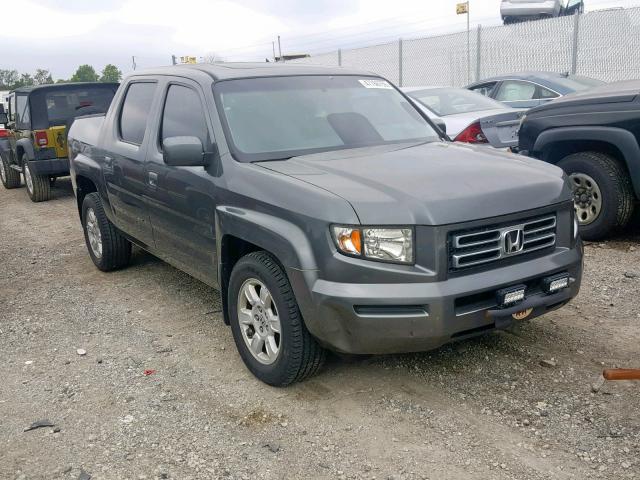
[480,110,527,149]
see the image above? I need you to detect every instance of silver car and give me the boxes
[501,0,583,24]
[402,86,526,148]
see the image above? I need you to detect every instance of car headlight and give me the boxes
[332,226,414,264]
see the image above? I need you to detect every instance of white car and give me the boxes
[402,86,526,148]
[500,0,584,24]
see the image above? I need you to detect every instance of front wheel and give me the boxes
[81,192,132,271]
[558,152,634,241]
[23,161,51,202]
[228,251,326,386]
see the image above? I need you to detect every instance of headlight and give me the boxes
[332,226,414,264]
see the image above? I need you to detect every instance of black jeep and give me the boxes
[518,80,640,240]
[0,83,118,202]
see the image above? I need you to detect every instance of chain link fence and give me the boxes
[290,6,640,86]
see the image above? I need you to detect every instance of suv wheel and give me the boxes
[228,251,326,386]
[23,160,52,202]
[0,154,21,189]
[558,152,634,241]
[81,192,132,271]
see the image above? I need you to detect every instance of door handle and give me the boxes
[148,171,158,188]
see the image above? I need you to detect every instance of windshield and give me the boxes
[407,88,505,117]
[556,75,604,92]
[214,75,439,162]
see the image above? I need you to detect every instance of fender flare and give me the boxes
[533,126,640,195]
[71,148,115,220]
[215,205,318,276]
[16,138,35,163]
[215,206,320,326]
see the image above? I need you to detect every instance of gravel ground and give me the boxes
[1,179,639,480]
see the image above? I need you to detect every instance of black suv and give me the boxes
[519,80,640,240]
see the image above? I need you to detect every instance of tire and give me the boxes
[23,160,52,202]
[0,153,21,189]
[558,152,634,241]
[228,251,326,386]
[81,192,132,271]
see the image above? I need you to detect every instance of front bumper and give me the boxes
[293,244,582,354]
[27,158,69,177]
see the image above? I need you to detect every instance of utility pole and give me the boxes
[132,56,137,71]
[277,35,283,62]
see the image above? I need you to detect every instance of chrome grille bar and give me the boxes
[450,215,557,270]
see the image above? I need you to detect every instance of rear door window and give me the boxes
[495,80,537,102]
[119,82,157,145]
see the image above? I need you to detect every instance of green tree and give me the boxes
[34,69,54,85]
[15,73,35,88]
[0,69,20,89]
[70,64,99,83]
[100,64,122,83]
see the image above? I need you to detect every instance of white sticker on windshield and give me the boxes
[359,79,393,89]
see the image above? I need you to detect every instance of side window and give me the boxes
[8,95,15,122]
[160,85,209,146]
[469,82,496,97]
[119,82,157,145]
[16,95,30,129]
[536,85,559,99]
[495,81,536,102]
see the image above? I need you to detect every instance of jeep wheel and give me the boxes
[23,161,52,202]
[558,152,634,241]
[81,192,132,271]
[228,251,325,386]
[0,154,21,189]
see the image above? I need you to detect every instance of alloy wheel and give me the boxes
[236,278,282,365]
[85,208,103,258]
[24,163,33,194]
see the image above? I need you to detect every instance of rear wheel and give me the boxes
[228,251,326,386]
[81,192,132,271]
[23,160,52,202]
[558,152,634,240]
[0,154,21,189]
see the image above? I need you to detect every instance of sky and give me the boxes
[1,0,636,79]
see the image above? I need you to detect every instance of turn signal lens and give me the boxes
[333,227,362,256]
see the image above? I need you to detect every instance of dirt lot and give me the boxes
[1,179,639,480]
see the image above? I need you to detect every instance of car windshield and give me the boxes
[555,75,604,92]
[214,75,439,162]
[407,88,505,116]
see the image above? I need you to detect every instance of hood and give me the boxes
[257,142,569,225]
[529,79,639,114]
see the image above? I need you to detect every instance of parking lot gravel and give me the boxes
[1,179,639,480]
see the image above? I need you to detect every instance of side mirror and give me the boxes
[162,136,208,167]
[433,117,447,134]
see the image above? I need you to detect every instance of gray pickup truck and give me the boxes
[68,63,583,386]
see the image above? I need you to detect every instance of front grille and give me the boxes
[450,215,557,270]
